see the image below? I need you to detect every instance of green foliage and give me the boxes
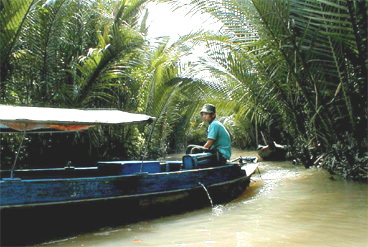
[0,0,37,99]
[135,33,203,158]
[185,116,208,146]
[324,132,368,181]
[231,113,256,149]
[164,0,367,181]
[0,0,152,168]
[1,0,367,182]
[0,0,200,166]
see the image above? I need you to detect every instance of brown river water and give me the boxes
[36,150,367,247]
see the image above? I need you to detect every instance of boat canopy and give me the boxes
[0,105,155,133]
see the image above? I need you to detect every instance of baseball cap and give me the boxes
[200,104,216,114]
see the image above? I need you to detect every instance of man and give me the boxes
[186,103,231,164]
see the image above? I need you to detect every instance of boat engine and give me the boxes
[182,152,220,169]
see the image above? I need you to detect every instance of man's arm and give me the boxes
[204,139,215,149]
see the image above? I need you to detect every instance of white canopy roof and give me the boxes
[0,105,155,132]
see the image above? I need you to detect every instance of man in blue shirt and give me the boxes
[186,104,231,164]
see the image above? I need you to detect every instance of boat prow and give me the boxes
[242,163,259,178]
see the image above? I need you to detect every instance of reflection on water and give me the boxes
[37,150,367,247]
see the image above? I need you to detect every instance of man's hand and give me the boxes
[204,139,215,149]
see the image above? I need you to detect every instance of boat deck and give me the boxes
[0,161,179,180]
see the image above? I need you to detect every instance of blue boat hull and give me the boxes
[1,163,249,208]
[0,162,257,246]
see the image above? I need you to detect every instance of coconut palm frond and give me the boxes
[139,8,149,34]
[73,0,148,106]
[166,0,259,42]
[251,0,367,141]
[114,0,148,28]
[0,0,37,99]
[73,27,144,106]
[24,0,72,102]
[142,31,203,116]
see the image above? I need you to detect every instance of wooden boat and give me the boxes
[0,160,257,209]
[0,105,258,245]
[257,142,288,161]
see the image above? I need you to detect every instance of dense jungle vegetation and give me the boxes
[0,0,367,181]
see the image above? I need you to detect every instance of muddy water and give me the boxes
[37,151,368,247]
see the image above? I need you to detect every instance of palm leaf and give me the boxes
[0,0,37,99]
[25,0,70,102]
[73,0,148,106]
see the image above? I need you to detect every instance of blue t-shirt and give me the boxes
[207,119,231,160]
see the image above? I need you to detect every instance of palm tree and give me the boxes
[137,32,204,157]
[161,0,367,180]
[0,0,153,165]
[0,0,38,101]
